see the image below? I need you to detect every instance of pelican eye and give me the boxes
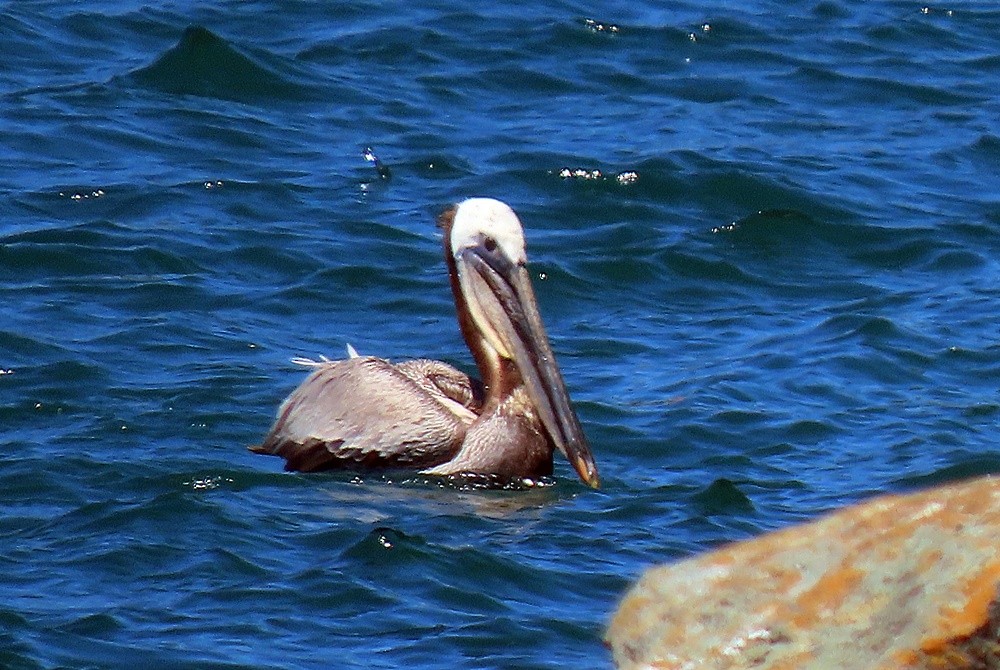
[483,236,498,253]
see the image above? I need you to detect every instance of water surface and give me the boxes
[2,1,999,668]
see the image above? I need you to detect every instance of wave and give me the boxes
[126,25,316,103]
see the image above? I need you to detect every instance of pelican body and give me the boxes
[251,198,599,488]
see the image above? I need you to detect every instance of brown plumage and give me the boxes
[251,198,600,487]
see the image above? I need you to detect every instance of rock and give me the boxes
[606,475,1000,669]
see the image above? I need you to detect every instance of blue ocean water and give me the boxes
[2,1,999,667]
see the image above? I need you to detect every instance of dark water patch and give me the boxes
[334,215,438,250]
[570,333,656,360]
[848,232,942,270]
[720,45,806,76]
[52,493,203,540]
[595,156,689,199]
[830,350,927,387]
[341,527,429,565]
[616,21,703,49]
[54,612,123,638]
[573,252,663,289]
[710,408,769,429]
[127,26,315,103]
[0,611,39,670]
[781,378,858,409]
[660,248,767,288]
[54,6,185,48]
[187,546,273,582]
[0,465,90,539]
[691,14,781,44]
[817,307,938,359]
[119,278,214,314]
[428,578,510,619]
[585,60,653,96]
[924,249,986,272]
[891,455,1000,491]
[547,17,625,49]
[787,63,980,107]
[719,207,982,279]
[384,153,476,182]
[672,154,858,224]
[962,53,1000,73]
[9,358,108,396]
[962,403,999,419]
[689,478,755,516]
[812,1,852,20]
[865,8,975,54]
[663,76,749,104]
[2,217,134,247]
[968,132,1000,169]
[289,568,399,617]
[314,22,448,68]
[817,313,901,343]
[785,418,839,442]
[0,219,205,285]
[711,208,838,259]
[0,329,74,362]
[10,181,188,226]
[938,345,1000,385]
[312,263,436,299]
[479,64,580,97]
[335,523,590,617]
[0,8,173,93]
[30,633,260,670]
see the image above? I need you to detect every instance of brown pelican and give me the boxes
[251,198,600,488]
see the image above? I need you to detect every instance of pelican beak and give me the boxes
[457,243,600,489]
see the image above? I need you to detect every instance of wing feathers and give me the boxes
[253,357,477,472]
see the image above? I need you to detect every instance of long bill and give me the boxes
[457,245,600,488]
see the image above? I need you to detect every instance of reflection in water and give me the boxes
[312,473,570,522]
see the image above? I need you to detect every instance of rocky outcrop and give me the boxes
[607,475,1000,669]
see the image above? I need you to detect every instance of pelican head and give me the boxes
[445,198,600,488]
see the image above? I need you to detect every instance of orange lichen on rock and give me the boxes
[606,475,1000,670]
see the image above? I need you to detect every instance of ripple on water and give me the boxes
[127,25,317,102]
[3,1,1000,669]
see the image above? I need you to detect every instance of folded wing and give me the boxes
[252,356,480,472]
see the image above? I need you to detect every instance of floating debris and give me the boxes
[556,167,639,185]
[61,189,105,201]
[363,146,391,180]
[185,475,235,491]
[559,167,603,180]
[0,368,12,375]
[585,18,620,34]
[204,180,224,189]
[688,23,712,42]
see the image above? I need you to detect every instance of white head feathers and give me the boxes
[449,198,527,265]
